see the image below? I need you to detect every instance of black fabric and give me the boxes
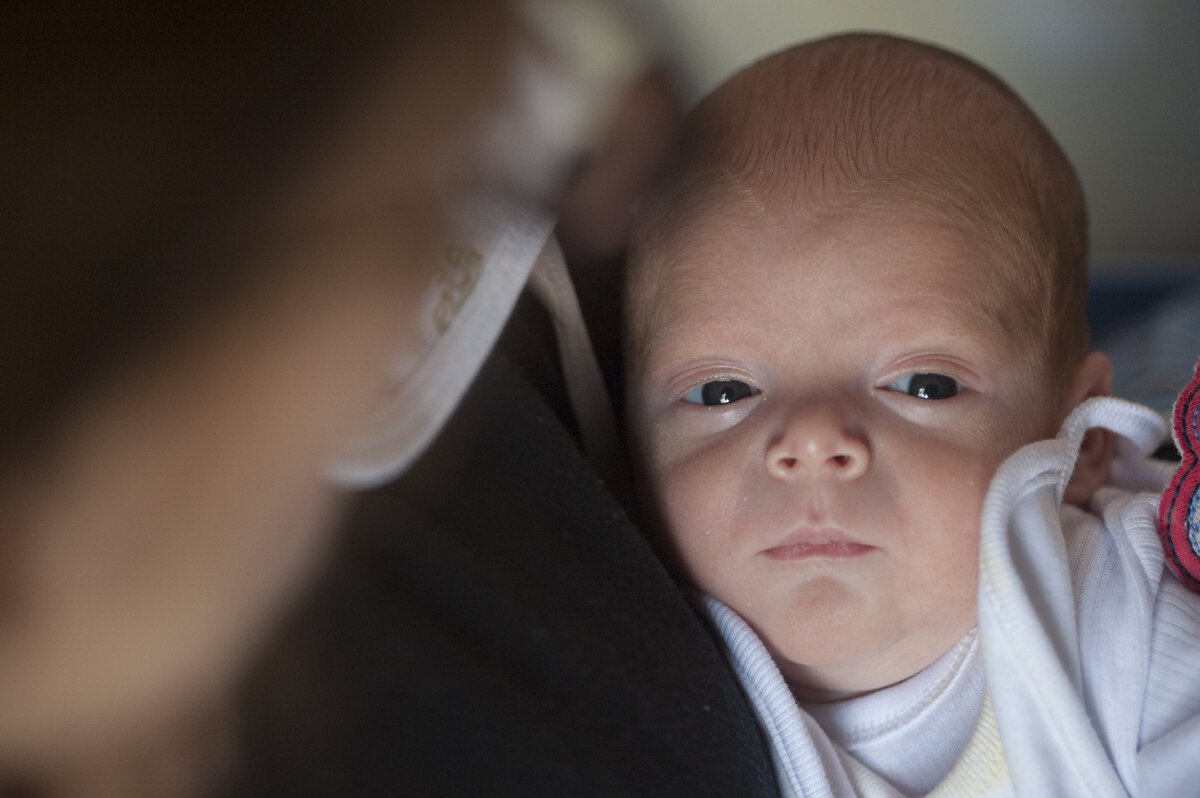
[227,347,778,796]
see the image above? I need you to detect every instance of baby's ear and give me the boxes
[1063,351,1115,507]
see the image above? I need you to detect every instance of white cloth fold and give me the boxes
[328,198,556,487]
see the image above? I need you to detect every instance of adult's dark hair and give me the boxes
[1,0,501,461]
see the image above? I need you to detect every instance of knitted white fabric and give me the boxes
[802,630,984,795]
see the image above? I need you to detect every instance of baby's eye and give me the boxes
[886,373,962,400]
[682,379,758,406]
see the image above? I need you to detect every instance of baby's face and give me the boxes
[629,193,1058,698]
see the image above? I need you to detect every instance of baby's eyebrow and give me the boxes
[629,293,706,374]
[634,342,692,385]
[634,335,723,385]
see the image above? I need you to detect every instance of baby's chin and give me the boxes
[773,615,978,703]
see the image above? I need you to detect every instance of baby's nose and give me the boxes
[765,404,869,480]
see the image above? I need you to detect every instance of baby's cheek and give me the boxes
[658,462,715,544]
[657,457,743,578]
[960,397,1054,463]
[924,455,993,510]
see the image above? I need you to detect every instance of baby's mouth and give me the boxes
[762,528,874,561]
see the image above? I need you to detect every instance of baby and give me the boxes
[625,33,1200,795]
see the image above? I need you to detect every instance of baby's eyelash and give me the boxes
[884,372,963,400]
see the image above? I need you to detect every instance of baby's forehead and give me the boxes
[636,190,1014,320]
[641,171,991,270]
[646,190,1047,358]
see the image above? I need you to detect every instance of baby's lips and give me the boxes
[762,527,874,560]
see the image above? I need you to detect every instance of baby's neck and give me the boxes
[785,626,979,705]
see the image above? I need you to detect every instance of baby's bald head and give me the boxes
[629,34,1088,398]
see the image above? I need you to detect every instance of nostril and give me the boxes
[831,454,850,468]
[779,457,797,469]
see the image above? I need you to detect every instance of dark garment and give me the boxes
[228,346,778,796]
